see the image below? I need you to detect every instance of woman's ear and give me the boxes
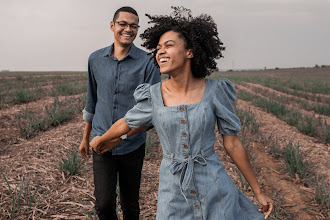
[187,49,194,58]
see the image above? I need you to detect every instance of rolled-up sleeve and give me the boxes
[124,83,153,129]
[83,54,98,122]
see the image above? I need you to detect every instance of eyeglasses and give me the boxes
[114,21,140,31]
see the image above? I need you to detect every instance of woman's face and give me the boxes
[156,31,193,75]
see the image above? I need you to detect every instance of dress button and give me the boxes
[180,107,184,112]
[195,204,199,209]
[182,132,187,137]
[184,145,188,149]
[191,190,196,194]
[181,120,185,124]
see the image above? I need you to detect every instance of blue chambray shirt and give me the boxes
[83,43,161,155]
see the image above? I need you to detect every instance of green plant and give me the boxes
[315,174,330,209]
[0,90,2,105]
[14,89,35,104]
[145,129,158,156]
[298,115,316,136]
[57,82,74,95]
[286,110,300,127]
[237,89,254,101]
[59,149,84,175]
[45,97,74,126]
[284,141,310,180]
[319,118,330,143]
[16,107,46,138]
[272,194,283,220]
[1,171,41,219]
[269,137,283,158]
[239,116,254,161]
[87,208,98,220]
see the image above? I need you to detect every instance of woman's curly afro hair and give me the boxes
[140,6,225,78]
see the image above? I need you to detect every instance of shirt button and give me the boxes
[184,145,188,149]
[180,107,184,112]
[181,120,185,124]
[191,190,196,194]
[195,204,199,209]
[182,132,187,137]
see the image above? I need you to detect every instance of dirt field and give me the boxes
[0,68,329,219]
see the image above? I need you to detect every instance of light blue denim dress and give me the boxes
[124,78,265,220]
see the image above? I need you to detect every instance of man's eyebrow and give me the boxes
[157,40,176,47]
[116,20,139,25]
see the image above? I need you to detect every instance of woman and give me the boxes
[90,6,273,219]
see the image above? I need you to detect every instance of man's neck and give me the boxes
[113,42,132,61]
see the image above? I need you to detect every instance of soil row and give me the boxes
[235,83,330,124]
[235,99,329,219]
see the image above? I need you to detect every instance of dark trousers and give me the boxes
[93,143,145,220]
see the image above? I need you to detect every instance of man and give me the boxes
[79,6,160,220]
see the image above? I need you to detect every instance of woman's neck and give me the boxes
[166,72,204,95]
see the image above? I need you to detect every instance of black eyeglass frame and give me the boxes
[113,21,140,30]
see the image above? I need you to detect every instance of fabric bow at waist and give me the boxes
[170,155,207,202]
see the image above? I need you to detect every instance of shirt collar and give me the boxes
[103,43,139,60]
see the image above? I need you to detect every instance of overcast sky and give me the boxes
[1,0,330,71]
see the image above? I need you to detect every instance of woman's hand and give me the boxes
[97,138,122,154]
[255,192,273,219]
[90,136,102,153]
[89,136,122,154]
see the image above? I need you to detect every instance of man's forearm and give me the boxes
[83,121,92,141]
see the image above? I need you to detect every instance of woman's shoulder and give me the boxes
[208,78,237,104]
[208,78,234,88]
[134,82,161,102]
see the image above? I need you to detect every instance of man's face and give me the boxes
[111,12,139,47]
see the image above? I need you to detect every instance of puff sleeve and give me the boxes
[124,83,153,129]
[213,78,241,135]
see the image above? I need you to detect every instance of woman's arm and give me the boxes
[90,118,148,154]
[223,135,273,219]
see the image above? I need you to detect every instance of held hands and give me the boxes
[89,136,122,154]
[255,192,273,219]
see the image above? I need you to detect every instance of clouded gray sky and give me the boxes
[1,0,329,71]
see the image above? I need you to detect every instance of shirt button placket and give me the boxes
[113,62,120,120]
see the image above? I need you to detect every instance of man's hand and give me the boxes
[79,139,90,160]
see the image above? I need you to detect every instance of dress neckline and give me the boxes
[158,79,209,108]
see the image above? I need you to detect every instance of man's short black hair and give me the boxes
[113,6,139,22]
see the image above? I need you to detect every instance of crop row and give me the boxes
[16,95,86,139]
[234,106,330,217]
[212,69,330,103]
[0,73,86,87]
[0,81,87,109]
[239,83,330,116]
[237,88,330,143]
